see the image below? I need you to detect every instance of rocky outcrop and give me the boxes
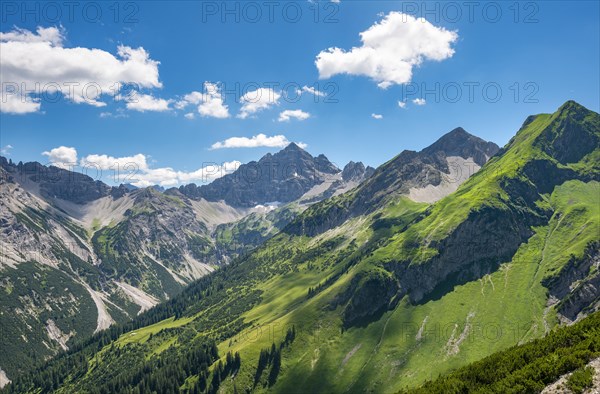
[0,368,10,389]
[341,161,375,183]
[329,268,399,327]
[386,203,540,304]
[422,127,499,166]
[91,188,215,296]
[559,276,600,321]
[543,242,600,321]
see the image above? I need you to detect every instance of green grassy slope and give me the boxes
[4,101,599,393]
[402,311,600,393]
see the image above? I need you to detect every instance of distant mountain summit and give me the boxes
[422,127,499,166]
[178,143,341,207]
[342,161,376,182]
[0,158,116,204]
[286,127,500,236]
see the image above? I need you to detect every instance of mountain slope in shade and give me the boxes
[342,161,376,183]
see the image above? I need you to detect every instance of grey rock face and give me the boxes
[178,143,341,207]
[422,127,499,166]
[543,242,600,321]
[1,158,114,204]
[341,161,376,183]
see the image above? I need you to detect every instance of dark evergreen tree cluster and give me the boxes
[3,339,219,394]
[206,350,241,394]
[282,325,296,348]
[253,326,296,388]
[254,344,281,388]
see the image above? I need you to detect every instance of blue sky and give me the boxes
[1,1,599,187]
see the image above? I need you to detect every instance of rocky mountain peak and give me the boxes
[178,145,341,207]
[283,142,303,152]
[534,100,599,164]
[0,158,114,204]
[558,100,588,117]
[342,161,375,182]
[422,127,500,166]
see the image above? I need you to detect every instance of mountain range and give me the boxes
[1,101,599,393]
[0,141,377,382]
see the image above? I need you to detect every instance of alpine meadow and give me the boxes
[0,1,599,394]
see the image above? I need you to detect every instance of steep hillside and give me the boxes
[212,160,376,263]
[403,311,600,393]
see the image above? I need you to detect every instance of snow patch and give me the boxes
[253,202,281,212]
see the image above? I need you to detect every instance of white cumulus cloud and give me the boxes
[315,12,457,88]
[412,98,426,106]
[1,145,14,155]
[0,26,162,114]
[1,94,41,114]
[278,109,311,122]
[119,93,172,112]
[42,146,78,168]
[76,150,240,187]
[238,88,281,119]
[79,153,149,171]
[398,101,407,109]
[210,134,307,150]
[131,160,241,187]
[297,85,326,98]
[177,82,230,119]
[371,113,383,119]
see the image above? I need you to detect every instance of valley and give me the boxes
[1,101,597,393]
